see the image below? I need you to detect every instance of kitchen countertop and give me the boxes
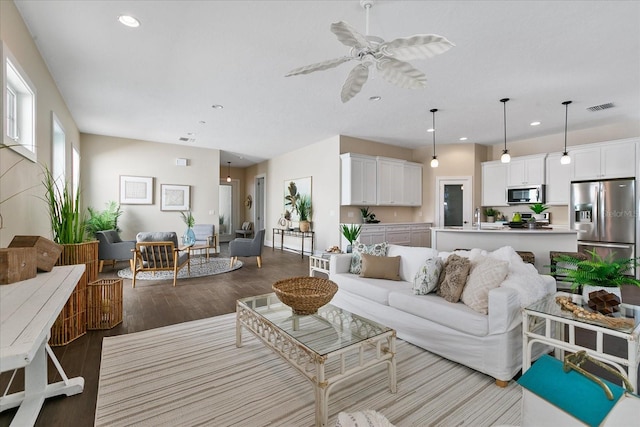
[431,226,577,234]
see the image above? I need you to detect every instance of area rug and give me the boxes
[96,314,522,427]
[117,257,242,280]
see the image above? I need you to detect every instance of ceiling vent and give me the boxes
[178,137,195,142]
[586,102,615,112]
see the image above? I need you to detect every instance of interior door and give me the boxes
[435,177,473,227]
[219,179,239,242]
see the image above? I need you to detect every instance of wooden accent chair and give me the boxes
[130,232,190,288]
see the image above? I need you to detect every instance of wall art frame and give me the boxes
[161,184,190,211]
[284,176,311,222]
[119,175,154,205]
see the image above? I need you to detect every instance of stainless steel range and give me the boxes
[517,211,550,225]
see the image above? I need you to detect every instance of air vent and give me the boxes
[179,137,189,142]
[586,102,615,112]
[178,137,196,143]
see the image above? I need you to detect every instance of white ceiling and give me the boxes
[14,0,640,167]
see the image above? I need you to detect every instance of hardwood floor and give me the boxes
[0,244,310,427]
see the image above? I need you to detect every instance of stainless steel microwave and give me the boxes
[507,185,545,205]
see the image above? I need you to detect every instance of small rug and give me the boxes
[117,257,242,280]
[96,314,522,426]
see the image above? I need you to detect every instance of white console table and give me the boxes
[0,265,86,426]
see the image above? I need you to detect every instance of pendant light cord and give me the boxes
[431,108,437,156]
[563,101,572,152]
[500,98,509,151]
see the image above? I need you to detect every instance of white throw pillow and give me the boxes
[461,255,509,314]
[412,257,443,295]
[335,410,395,427]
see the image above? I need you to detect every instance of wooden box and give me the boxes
[0,247,37,284]
[9,235,63,272]
[87,278,123,329]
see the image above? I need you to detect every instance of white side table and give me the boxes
[309,255,331,277]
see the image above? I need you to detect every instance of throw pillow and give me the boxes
[350,242,389,274]
[335,410,395,427]
[461,256,509,314]
[437,254,472,303]
[412,257,444,295]
[360,254,401,281]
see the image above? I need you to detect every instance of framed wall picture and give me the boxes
[161,184,190,211]
[284,176,311,222]
[120,175,154,205]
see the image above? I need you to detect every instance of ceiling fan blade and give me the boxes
[377,58,426,89]
[379,34,455,61]
[285,57,352,76]
[331,21,369,49]
[341,64,369,103]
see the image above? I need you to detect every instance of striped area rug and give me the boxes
[96,314,522,426]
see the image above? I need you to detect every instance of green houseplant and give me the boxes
[85,201,123,235]
[484,208,498,222]
[43,167,87,244]
[552,250,640,300]
[297,194,312,232]
[180,210,196,246]
[340,224,361,253]
[529,203,548,216]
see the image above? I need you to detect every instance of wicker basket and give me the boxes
[272,276,338,315]
[88,278,123,329]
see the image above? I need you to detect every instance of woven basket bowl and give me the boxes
[272,276,338,315]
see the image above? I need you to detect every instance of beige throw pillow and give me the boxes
[360,254,401,281]
[461,255,509,314]
[437,254,471,303]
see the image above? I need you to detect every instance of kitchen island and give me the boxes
[431,226,578,273]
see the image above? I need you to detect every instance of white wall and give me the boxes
[81,133,220,241]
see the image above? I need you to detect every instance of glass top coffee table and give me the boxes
[236,293,397,427]
[522,292,640,391]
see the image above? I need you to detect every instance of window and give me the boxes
[3,42,36,162]
[72,145,80,199]
[52,113,66,183]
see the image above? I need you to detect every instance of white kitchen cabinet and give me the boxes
[507,154,546,186]
[403,162,422,206]
[359,223,432,247]
[545,153,571,205]
[384,225,412,245]
[340,153,377,205]
[377,158,404,205]
[482,161,508,206]
[358,226,385,245]
[410,224,431,247]
[571,139,637,180]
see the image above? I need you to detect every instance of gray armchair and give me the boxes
[192,224,217,253]
[96,230,136,272]
[229,229,265,268]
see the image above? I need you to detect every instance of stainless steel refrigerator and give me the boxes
[571,179,636,275]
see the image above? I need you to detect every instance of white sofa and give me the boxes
[328,244,556,384]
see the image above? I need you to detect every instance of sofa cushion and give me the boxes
[360,254,401,281]
[412,257,443,295]
[387,245,439,282]
[350,242,388,274]
[437,254,471,303]
[461,255,509,314]
[332,273,411,305]
[388,289,489,336]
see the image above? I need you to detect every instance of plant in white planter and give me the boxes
[529,203,548,220]
[340,224,361,253]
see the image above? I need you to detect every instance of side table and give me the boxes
[309,255,331,277]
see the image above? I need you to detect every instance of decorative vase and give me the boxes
[487,216,495,223]
[533,214,545,220]
[299,220,310,232]
[182,227,196,247]
[582,285,622,303]
[346,244,353,253]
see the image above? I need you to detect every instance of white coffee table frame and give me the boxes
[236,294,396,427]
[523,292,640,391]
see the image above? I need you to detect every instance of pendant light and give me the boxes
[430,108,439,168]
[500,98,511,163]
[560,101,572,165]
[226,161,231,182]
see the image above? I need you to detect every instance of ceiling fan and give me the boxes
[285,0,455,103]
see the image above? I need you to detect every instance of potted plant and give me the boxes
[360,207,379,223]
[297,194,312,232]
[340,224,361,253]
[85,201,123,235]
[180,210,196,246]
[552,249,640,300]
[529,203,548,220]
[484,208,498,223]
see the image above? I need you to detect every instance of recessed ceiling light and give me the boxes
[118,15,140,28]
[530,121,541,126]
[369,96,381,101]
[212,104,224,109]
[427,128,435,133]
[459,137,468,141]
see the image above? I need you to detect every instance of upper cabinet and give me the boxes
[545,153,571,205]
[340,153,422,206]
[481,160,508,206]
[571,139,637,180]
[507,154,546,186]
[341,153,377,206]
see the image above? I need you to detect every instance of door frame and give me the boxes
[435,176,473,227]
[219,178,240,242]
[254,174,266,233]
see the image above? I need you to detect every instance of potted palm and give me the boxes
[529,203,548,220]
[552,250,640,301]
[340,224,361,253]
[297,194,312,232]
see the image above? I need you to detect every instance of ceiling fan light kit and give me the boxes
[500,98,511,163]
[285,0,455,102]
[561,100,572,165]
